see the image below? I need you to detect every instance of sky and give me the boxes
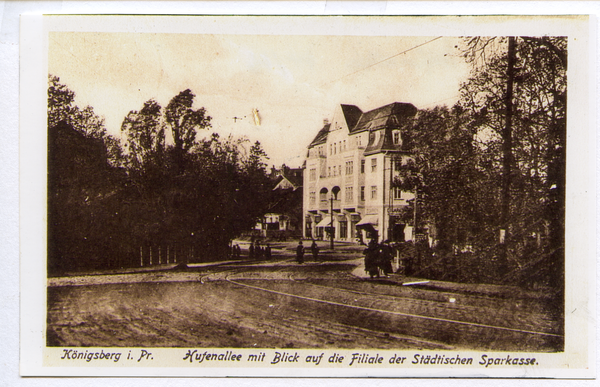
[48,32,472,167]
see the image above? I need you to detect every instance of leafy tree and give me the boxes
[120,99,165,171]
[48,75,123,167]
[48,75,76,129]
[48,79,274,271]
[460,38,566,240]
[395,105,484,252]
[165,89,212,153]
[458,37,566,287]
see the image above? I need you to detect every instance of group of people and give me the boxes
[295,240,320,264]
[230,244,242,259]
[249,240,272,260]
[363,239,395,279]
[235,238,394,277]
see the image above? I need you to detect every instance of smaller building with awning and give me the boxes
[315,216,333,228]
[356,214,379,227]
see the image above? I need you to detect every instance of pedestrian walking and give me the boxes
[296,241,305,264]
[364,239,380,278]
[310,240,319,261]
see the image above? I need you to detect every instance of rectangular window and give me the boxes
[393,131,400,145]
[394,187,403,200]
[309,168,316,181]
[328,166,331,177]
[345,186,353,202]
[340,221,348,239]
[357,136,362,147]
[371,158,377,173]
[360,186,365,201]
[361,160,365,174]
[343,140,346,151]
[345,161,353,175]
[310,192,316,204]
[371,185,377,200]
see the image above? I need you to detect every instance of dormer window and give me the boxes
[393,130,401,145]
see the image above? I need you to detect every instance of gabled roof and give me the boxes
[362,104,417,155]
[350,102,417,134]
[307,102,417,150]
[308,123,330,148]
[273,168,303,191]
[284,169,304,188]
[340,104,363,130]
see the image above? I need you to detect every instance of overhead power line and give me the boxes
[322,36,443,87]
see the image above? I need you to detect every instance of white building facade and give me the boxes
[303,102,418,243]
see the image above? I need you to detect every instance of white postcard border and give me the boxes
[19,14,596,378]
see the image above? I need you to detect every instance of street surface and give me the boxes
[47,242,563,351]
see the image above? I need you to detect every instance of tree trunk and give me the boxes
[500,36,517,274]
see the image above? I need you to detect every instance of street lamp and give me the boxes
[329,193,334,250]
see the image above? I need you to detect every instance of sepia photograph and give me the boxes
[18,14,594,377]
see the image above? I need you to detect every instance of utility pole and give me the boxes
[500,36,516,268]
[413,187,418,241]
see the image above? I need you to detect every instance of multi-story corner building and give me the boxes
[303,102,418,243]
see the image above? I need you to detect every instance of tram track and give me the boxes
[47,259,564,350]
[196,264,562,342]
[226,276,561,339]
[283,278,561,336]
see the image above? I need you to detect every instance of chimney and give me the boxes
[323,118,329,125]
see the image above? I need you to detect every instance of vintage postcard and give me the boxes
[20,14,595,377]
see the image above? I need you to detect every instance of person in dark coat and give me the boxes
[379,240,394,276]
[255,241,262,260]
[296,241,305,264]
[364,239,380,278]
[249,242,254,260]
[310,240,319,261]
[265,243,272,260]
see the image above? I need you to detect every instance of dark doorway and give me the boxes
[392,223,405,242]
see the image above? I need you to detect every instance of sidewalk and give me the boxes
[349,258,555,300]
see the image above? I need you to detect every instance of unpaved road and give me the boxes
[47,260,563,351]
